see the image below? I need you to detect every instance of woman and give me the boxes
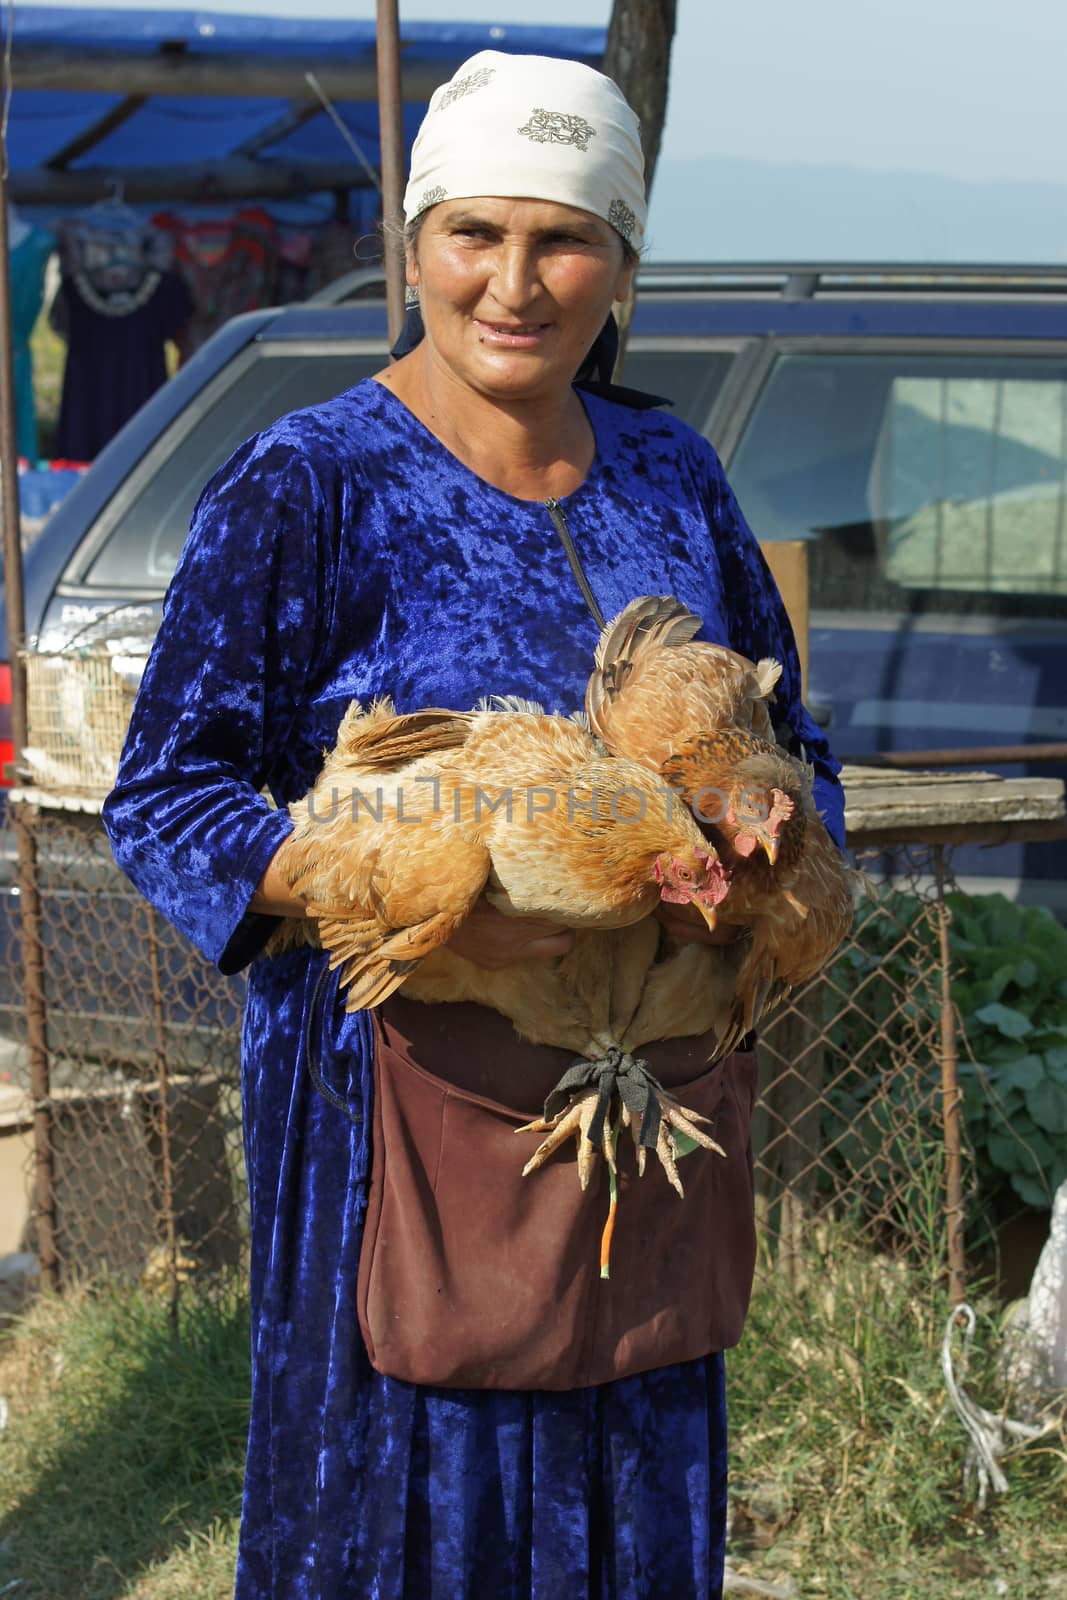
[104,51,844,1600]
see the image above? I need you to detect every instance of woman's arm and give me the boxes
[103,431,331,971]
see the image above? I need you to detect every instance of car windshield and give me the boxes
[81,344,736,591]
[84,350,383,588]
[728,350,1067,620]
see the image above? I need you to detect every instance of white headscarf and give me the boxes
[403,51,647,252]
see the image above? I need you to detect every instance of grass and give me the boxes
[0,1241,1064,1599]
[727,1227,1067,1598]
[0,1277,249,1599]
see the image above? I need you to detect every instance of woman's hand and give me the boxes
[655,901,746,948]
[445,898,575,969]
[251,837,309,918]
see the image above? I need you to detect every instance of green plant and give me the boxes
[950,891,1067,1210]
[728,1222,1067,1599]
[823,888,1067,1229]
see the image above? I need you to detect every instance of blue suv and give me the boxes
[4,262,1067,911]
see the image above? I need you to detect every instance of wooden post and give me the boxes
[603,0,678,378]
[376,0,406,350]
[934,845,967,1304]
[759,539,809,695]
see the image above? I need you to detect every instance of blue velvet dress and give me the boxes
[103,378,844,1600]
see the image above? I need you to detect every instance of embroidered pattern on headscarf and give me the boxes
[518,110,597,152]
[415,185,447,216]
[608,198,637,241]
[438,67,496,110]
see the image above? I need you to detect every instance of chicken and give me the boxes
[660,728,854,1053]
[585,596,855,1057]
[281,697,733,1255]
[283,697,730,1011]
[406,920,732,1274]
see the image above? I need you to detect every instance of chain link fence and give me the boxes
[0,803,1002,1319]
[1,805,246,1316]
[756,844,964,1288]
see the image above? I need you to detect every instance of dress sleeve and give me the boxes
[102,431,331,971]
[699,442,846,851]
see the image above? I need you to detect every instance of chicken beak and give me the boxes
[760,834,780,868]
[692,899,718,933]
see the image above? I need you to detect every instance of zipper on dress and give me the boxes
[544,497,606,630]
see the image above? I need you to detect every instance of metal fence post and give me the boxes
[147,904,180,1331]
[934,844,966,1304]
[375,0,405,348]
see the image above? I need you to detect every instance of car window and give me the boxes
[728,351,1067,619]
[621,349,735,431]
[83,350,383,589]
[84,345,735,591]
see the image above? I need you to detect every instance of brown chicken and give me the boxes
[283,697,730,1012]
[585,596,855,1056]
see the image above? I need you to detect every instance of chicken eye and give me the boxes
[676,866,693,882]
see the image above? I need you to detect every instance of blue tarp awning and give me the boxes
[1,7,606,216]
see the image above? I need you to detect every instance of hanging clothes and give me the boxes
[7,208,54,461]
[52,205,193,461]
[151,207,278,355]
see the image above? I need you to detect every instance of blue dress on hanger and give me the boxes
[103,379,843,1600]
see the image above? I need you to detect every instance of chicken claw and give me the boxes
[519,1090,615,1190]
[663,1100,726,1160]
[620,1086,725,1194]
[656,1121,685,1197]
[620,1102,647,1177]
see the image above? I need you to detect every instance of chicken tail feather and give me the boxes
[332,704,473,771]
[587,596,703,731]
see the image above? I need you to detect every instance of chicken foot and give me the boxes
[517,1047,726,1275]
[518,1043,726,1280]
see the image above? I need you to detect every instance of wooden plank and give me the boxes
[9,45,464,101]
[842,765,1003,788]
[10,158,364,208]
[845,775,1064,836]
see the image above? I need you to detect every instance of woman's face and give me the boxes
[406,197,635,404]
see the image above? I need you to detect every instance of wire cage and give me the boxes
[21,648,144,799]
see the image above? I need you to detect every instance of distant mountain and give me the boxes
[646,156,1067,264]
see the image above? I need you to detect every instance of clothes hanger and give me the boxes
[81,179,145,235]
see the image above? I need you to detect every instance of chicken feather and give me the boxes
[586,594,780,771]
[283,698,730,1013]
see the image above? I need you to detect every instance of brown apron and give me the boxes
[354,995,759,1391]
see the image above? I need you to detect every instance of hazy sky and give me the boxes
[59,0,1067,259]
[91,0,1067,183]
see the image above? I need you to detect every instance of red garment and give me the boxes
[151,207,278,354]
